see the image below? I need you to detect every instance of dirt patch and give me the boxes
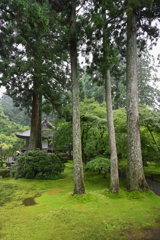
[155,219,160,223]
[22,197,36,206]
[94,182,102,185]
[76,206,84,209]
[48,189,60,195]
[47,188,64,195]
[142,227,160,240]
[122,222,160,240]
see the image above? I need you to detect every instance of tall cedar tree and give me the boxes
[125,0,160,191]
[104,0,160,191]
[0,0,70,150]
[126,1,150,191]
[70,0,85,194]
[103,1,119,193]
[82,0,119,192]
[102,0,160,191]
[49,0,85,194]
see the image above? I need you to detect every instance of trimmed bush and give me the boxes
[0,169,10,178]
[14,149,65,180]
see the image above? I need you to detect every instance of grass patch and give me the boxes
[0,161,160,240]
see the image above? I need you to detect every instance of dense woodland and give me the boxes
[0,0,160,194]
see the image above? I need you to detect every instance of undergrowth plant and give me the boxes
[14,149,65,180]
[85,155,110,178]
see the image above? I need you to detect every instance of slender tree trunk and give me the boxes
[105,70,119,193]
[126,11,148,191]
[29,90,40,150]
[37,93,42,150]
[102,0,119,193]
[70,0,85,195]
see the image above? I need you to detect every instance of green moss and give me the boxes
[0,161,160,240]
[66,192,99,204]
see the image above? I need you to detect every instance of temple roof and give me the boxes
[16,119,55,139]
[16,130,30,139]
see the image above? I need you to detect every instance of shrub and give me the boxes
[85,156,110,178]
[14,149,65,180]
[0,169,10,178]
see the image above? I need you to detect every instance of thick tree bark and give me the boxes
[29,91,40,150]
[70,0,85,195]
[105,70,119,193]
[126,11,148,191]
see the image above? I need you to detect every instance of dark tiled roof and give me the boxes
[16,130,30,139]
[16,119,55,139]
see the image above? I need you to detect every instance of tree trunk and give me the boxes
[29,91,40,150]
[37,93,42,150]
[70,0,85,195]
[103,0,119,193]
[126,11,148,191]
[105,70,119,193]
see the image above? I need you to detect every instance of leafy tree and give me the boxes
[139,105,160,163]
[85,155,110,178]
[80,99,109,162]
[113,105,160,166]
[0,104,29,159]
[52,119,72,159]
[113,108,127,161]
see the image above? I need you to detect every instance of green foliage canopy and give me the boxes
[0,104,29,158]
[85,156,110,178]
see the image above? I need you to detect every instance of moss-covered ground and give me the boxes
[0,161,160,240]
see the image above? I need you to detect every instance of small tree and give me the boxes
[85,156,110,178]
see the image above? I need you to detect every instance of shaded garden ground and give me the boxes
[0,161,160,240]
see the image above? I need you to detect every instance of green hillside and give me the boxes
[0,104,29,159]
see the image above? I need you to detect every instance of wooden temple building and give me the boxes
[16,119,55,153]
